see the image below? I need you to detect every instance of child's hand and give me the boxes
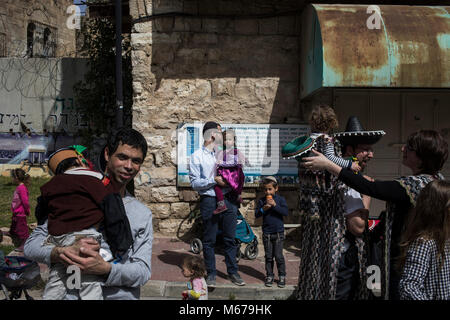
[266,198,276,207]
[214,176,227,187]
[351,162,361,172]
[262,204,271,211]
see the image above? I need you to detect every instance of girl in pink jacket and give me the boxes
[10,168,31,251]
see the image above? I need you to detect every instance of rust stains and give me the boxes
[312,4,450,88]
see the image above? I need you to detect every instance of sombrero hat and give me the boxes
[48,145,87,174]
[334,116,385,146]
[281,135,317,161]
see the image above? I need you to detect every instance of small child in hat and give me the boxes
[255,176,289,288]
[37,145,132,300]
[309,105,361,172]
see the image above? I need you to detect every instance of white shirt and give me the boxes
[189,146,217,197]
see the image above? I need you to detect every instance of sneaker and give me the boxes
[278,276,286,288]
[206,275,216,287]
[213,205,227,214]
[264,276,274,287]
[229,273,245,286]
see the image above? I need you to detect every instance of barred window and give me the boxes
[26,21,57,57]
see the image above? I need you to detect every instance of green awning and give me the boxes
[300,4,450,99]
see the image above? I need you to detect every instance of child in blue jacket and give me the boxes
[255,176,289,288]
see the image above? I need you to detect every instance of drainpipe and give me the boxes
[115,0,123,128]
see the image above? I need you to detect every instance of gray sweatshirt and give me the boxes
[24,192,153,300]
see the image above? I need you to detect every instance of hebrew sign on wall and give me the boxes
[177,123,310,187]
[0,58,88,133]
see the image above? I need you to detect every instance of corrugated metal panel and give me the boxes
[300,4,450,99]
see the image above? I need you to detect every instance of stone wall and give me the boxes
[0,0,76,57]
[129,0,305,236]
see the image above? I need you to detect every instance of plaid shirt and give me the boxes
[399,238,450,300]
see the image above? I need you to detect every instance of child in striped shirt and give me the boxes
[309,105,361,172]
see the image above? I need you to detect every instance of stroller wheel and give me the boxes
[190,238,203,254]
[245,242,259,260]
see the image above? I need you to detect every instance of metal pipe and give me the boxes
[115,0,123,128]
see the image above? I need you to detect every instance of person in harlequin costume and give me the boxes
[283,115,385,300]
[303,128,448,300]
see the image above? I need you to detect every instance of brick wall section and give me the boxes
[0,0,76,57]
[130,0,304,236]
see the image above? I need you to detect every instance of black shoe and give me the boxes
[264,276,274,287]
[229,273,245,286]
[206,275,216,287]
[278,276,286,288]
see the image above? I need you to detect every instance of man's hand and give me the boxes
[351,162,361,172]
[302,149,341,176]
[262,204,271,211]
[214,176,227,187]
[62,246,112,276]
[50,237,99,264]
[50,237,110,276]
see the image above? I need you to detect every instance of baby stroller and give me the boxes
[190,210,259,262]
[1,252,41,300]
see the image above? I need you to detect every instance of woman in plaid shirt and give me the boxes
[398,180,450,300]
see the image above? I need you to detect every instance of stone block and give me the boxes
[147,186,180,202]
[153,152,164,167]
[146,135,166,150]
[148,203,171,219]
[135,170,152,187]
[173,17,185,32]
[192,33,218,45]
[278,16,296,35]
[170,202,191,218]
[184,18,202,32]
[210,78,235,97]
[235,19,258,35]
[201,18,219,33]
[183,1,198,15]
[180,190,199,202]
[147,167,177,186]
[258,17,278,35]
[158,218,194,236]
[131,33,153,47]
[133,21,152,33]
[154,17,175,33]
[241,191,257,199]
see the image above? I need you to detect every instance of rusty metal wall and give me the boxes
[301,4,450,98]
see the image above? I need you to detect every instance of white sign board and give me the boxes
[177,123,310,187]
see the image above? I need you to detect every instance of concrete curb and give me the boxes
[6,281,297,300]
[141,280,297,300]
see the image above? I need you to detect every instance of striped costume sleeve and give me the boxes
[322,141,352,169]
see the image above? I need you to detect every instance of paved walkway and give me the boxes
[2,235,302,300]
[151,236,300,286]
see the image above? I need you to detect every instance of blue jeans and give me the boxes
[200,195,238,277]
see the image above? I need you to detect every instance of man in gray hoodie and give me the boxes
[24,128,153,300]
